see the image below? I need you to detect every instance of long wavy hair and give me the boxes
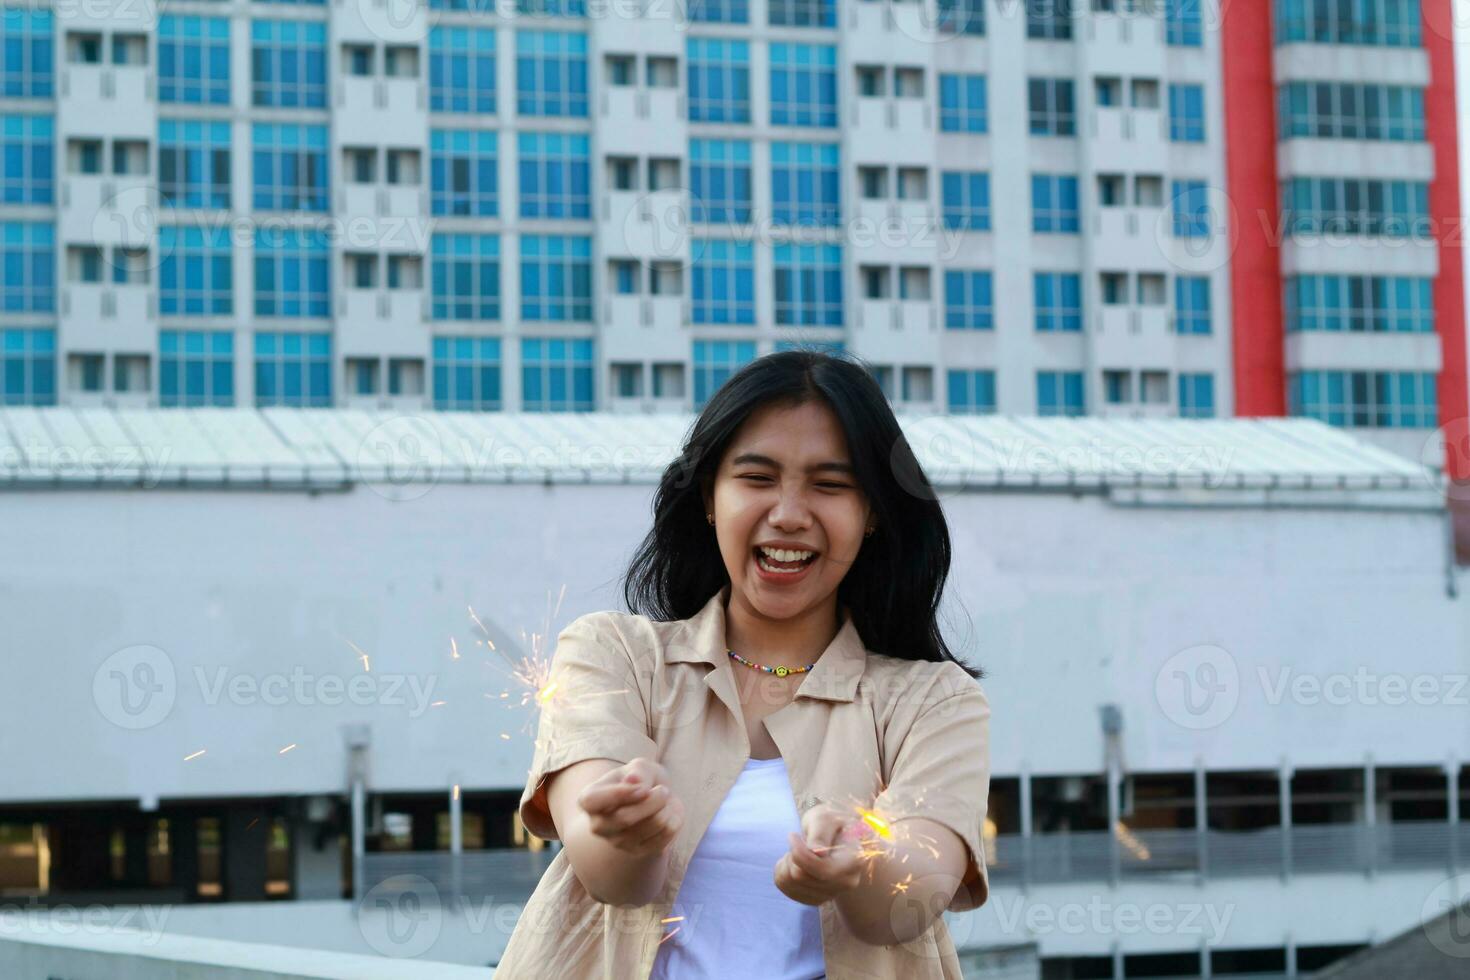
[621,350,981,678]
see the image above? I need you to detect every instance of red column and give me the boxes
[1221,0,1287,416]
[1423,1,1469,480]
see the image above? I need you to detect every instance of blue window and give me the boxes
[521,234,592,321]
[1166,0,1203,47]
[1171,179,1211,237]
[1289,370,1437,428]
[430,28,496,114]
[938,0,985,35]
[773,243,842,326]
[1,115,51,204]
[1034,272,1081,332]
[433,336,502,411]
[254,331,331,407]
[768,0,834,28]
[1282,176,1430,237]
[691,239,755,325]
[1,10,53,98]
[944,270,993,330]
[770,142,839,227]
[518,132,590,219]
[1,222,53,313]
[693,340,756,409]
[251,20,326,108]
[159,120,231,209]
[522,337,594,411]
[688,0,749,23]
[1,327,55,405]
[687,39,750,123]
[1028,77,1075,135]
[1174,275,1212,334]
[431,234,501,320]
[1168,83,1205,142]
[253,124,328,211]
[1278,82,1426,141]
[689,139,753,223]
[431,129,498,217]
[160,226,232,316]
[160,330,234,407]
[1037,371,1084,417]
[254,227,330,317]
[159,16,229,105]
[1027,0,1077,40]
[770,43,837,128]
[516,30,588,117]
[1178,373,1214,418]
[942,171,990,231]
[1284,274,1434,332]
[939,74,987,133]
[1275,0,1421,47]
[948,370,996,415]
[1032,174,1079,233]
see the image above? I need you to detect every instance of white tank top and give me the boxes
[649,755,826,980]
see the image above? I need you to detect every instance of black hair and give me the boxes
[621,349,981,679]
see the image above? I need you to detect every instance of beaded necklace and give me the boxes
[726,649,817,678]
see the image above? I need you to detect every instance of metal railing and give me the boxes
[357,823,1469,901]
[361,848,557,903]
[988,821,1469,885]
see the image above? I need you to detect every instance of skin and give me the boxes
[543,400,971,944]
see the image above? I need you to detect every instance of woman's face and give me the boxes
[706,400,872,621]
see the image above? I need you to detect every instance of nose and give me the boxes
[766,482,814,530]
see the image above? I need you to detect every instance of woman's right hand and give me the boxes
[576,757,685,857]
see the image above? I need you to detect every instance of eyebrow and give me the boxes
[729,453,856,476]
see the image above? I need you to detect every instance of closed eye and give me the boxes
[739,475,850,490]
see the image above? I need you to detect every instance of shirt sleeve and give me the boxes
[872,666,992,912]
[517,612,658,841]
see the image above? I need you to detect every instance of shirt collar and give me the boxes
[666,582,868,703]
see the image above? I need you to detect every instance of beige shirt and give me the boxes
[495,583,992,979]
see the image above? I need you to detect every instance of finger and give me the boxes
[622,757,669,788]
[805,813,848,851]
[625,800,681,850]
[580,778,651,815]
[588,785,669,834]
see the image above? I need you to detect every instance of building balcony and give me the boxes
[1093,306,1175,369]
[61,175,156,248]
[337,289,428,358]
[336,77,428,145]
[598,89,685,156]
[61,284,155,350]
[59,65,153,137]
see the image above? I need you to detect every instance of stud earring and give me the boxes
[707,513,714,525]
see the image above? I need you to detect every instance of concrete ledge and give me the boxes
[0,922,493,979]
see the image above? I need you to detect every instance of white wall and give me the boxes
[1,480,1463,804]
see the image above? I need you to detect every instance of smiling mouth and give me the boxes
[753,548,819,574]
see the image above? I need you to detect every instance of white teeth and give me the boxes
[757,553,810,575]
[758,546,814,563]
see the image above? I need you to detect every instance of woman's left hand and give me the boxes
[773,803,867,906]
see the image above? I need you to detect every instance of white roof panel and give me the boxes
[0,407,1441,504]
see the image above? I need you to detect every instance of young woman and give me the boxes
[494,351,991,979]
